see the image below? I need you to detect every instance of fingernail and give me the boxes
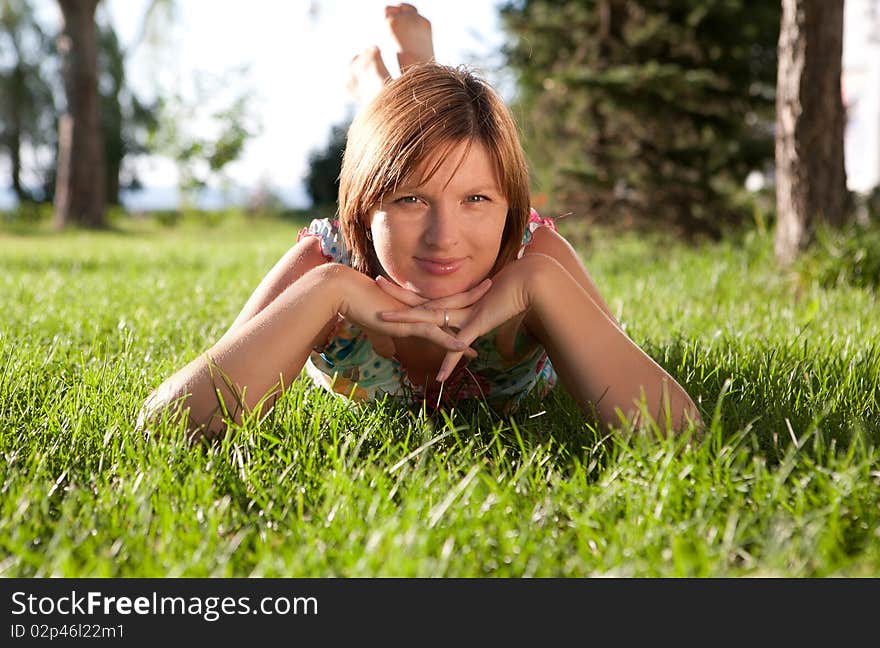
[436,372,446,382]
[454,340,467,349]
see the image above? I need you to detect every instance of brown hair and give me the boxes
[337,63,531,278]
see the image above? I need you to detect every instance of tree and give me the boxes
[2,1,155,208]
[305,119,349,209]
[500,0,780,237]
[96,11,158,205]
[774,0,848,265]
[0,0,57,202]
[53,0,105,228]
[133,0,258,211]
[149,74,259,210]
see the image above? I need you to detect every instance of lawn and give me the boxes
[1,210,878,577]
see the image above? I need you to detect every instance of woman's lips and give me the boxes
[414,257,465,275]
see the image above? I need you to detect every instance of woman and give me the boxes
[138,4,702,440]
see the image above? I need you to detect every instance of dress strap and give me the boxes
[297,217,350,265]
[517,208,558,258]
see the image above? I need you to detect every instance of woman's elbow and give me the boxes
[135,378,223,444]
[135,380,186,435]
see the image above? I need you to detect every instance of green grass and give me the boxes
[1,210,878,577]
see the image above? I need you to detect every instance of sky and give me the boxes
[92,0,511,208]
[841,0,880,192]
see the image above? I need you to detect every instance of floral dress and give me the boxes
[297,209,559,414]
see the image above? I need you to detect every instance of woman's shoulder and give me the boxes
[297,217,350,265]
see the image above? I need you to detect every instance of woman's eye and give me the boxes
[466,195,490,203]
[396,195,420,204]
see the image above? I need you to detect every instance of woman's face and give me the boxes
[367,140,509,300]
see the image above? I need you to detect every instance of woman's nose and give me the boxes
[423,204,460,249]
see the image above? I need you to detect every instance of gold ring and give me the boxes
[443,309,449,328]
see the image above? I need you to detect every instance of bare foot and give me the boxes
[385,3,434,72]
[347,45,392,105]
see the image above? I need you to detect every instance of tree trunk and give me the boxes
[10,132,24,200]
[53,0,105,229]
[9,63,29,202]
[774,0,847,265]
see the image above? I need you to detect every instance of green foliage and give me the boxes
[153,209,182,228]
[0,216,878,576]
[0,0,58,201]
[96,10,159,204]
[206,98,252,173]
[0,201,52,225]
[148,69,260,209]
[797,221,880,291]
[0,3,160,205]
[305,119,350,209]
[500,0,780,236]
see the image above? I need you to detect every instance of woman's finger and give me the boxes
[364,326,476,359]
[374,275,427,307]
[436,350,466,383]
[379,320,469,352]
[376,276,492,311]
[379,306,467,330]
[436,309,502,381]
[437,320,486,380]
[418,278,492,311]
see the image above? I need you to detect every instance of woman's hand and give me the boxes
[374,275,493,315]
[333,265,490,358]
[378,255,546,381]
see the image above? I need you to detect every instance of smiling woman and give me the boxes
[355,139,509,299]
[365,141,508,299]
[338,59,531,287]
[138,3,703,441]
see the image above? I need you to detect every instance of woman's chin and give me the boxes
[408,277,477,300]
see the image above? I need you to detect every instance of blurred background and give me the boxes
[1,0,878,256]
[0,0,509,213]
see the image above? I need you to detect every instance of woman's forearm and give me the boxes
[219,236,327,344]
[526,256,701,433]
[140,263,346,439]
